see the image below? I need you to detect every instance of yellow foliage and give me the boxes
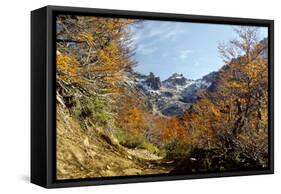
[77,32,94,45]
[57,53,80,83]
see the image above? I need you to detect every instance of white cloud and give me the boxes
[129,21,193,59]
[179,49,193,60]
[131,21,188,44]
[193,61,200,67]
[136,44,158,55]
[158,23,187,41]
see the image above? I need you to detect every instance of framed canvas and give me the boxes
[31,5,274,188]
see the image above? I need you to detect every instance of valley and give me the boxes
[56,15,269,180]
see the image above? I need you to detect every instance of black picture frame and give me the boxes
[31,5,274,188]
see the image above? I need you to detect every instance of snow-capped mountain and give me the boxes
[132,71,216,116]
[181,72,216,103]
[162,73,193,88]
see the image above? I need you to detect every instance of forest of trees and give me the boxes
[56,15,269,179]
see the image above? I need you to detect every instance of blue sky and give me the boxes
[130,21,268,80]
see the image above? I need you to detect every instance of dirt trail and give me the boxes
[122,148,175,175]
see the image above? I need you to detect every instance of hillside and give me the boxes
[56,103,175,179]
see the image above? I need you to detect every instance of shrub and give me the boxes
[114,129,143,148]
[114,129,162,155]
[142,141,162,155]
[164,140,191,158]
[73,96,111,125]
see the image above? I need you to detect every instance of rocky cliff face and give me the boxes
[163,73,192,88]
[145,72,161,90]
[131,71,216,116]
[181,71,217,103]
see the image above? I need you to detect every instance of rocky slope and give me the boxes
[56,104,174,179]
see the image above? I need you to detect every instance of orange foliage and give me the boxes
[122,106,146,135]
[162,117,187,141]
[56,53,81,83]
[56,15,137,95]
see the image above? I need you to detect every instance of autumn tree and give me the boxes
[56,15,143,145]
[173,27,269,170]
[56,15,138,96]
[197,26,268,168]
[217,27,268,134]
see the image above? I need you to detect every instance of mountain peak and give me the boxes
[170,73,184,79]
[145,72,161,90]
[163,73,191,87]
